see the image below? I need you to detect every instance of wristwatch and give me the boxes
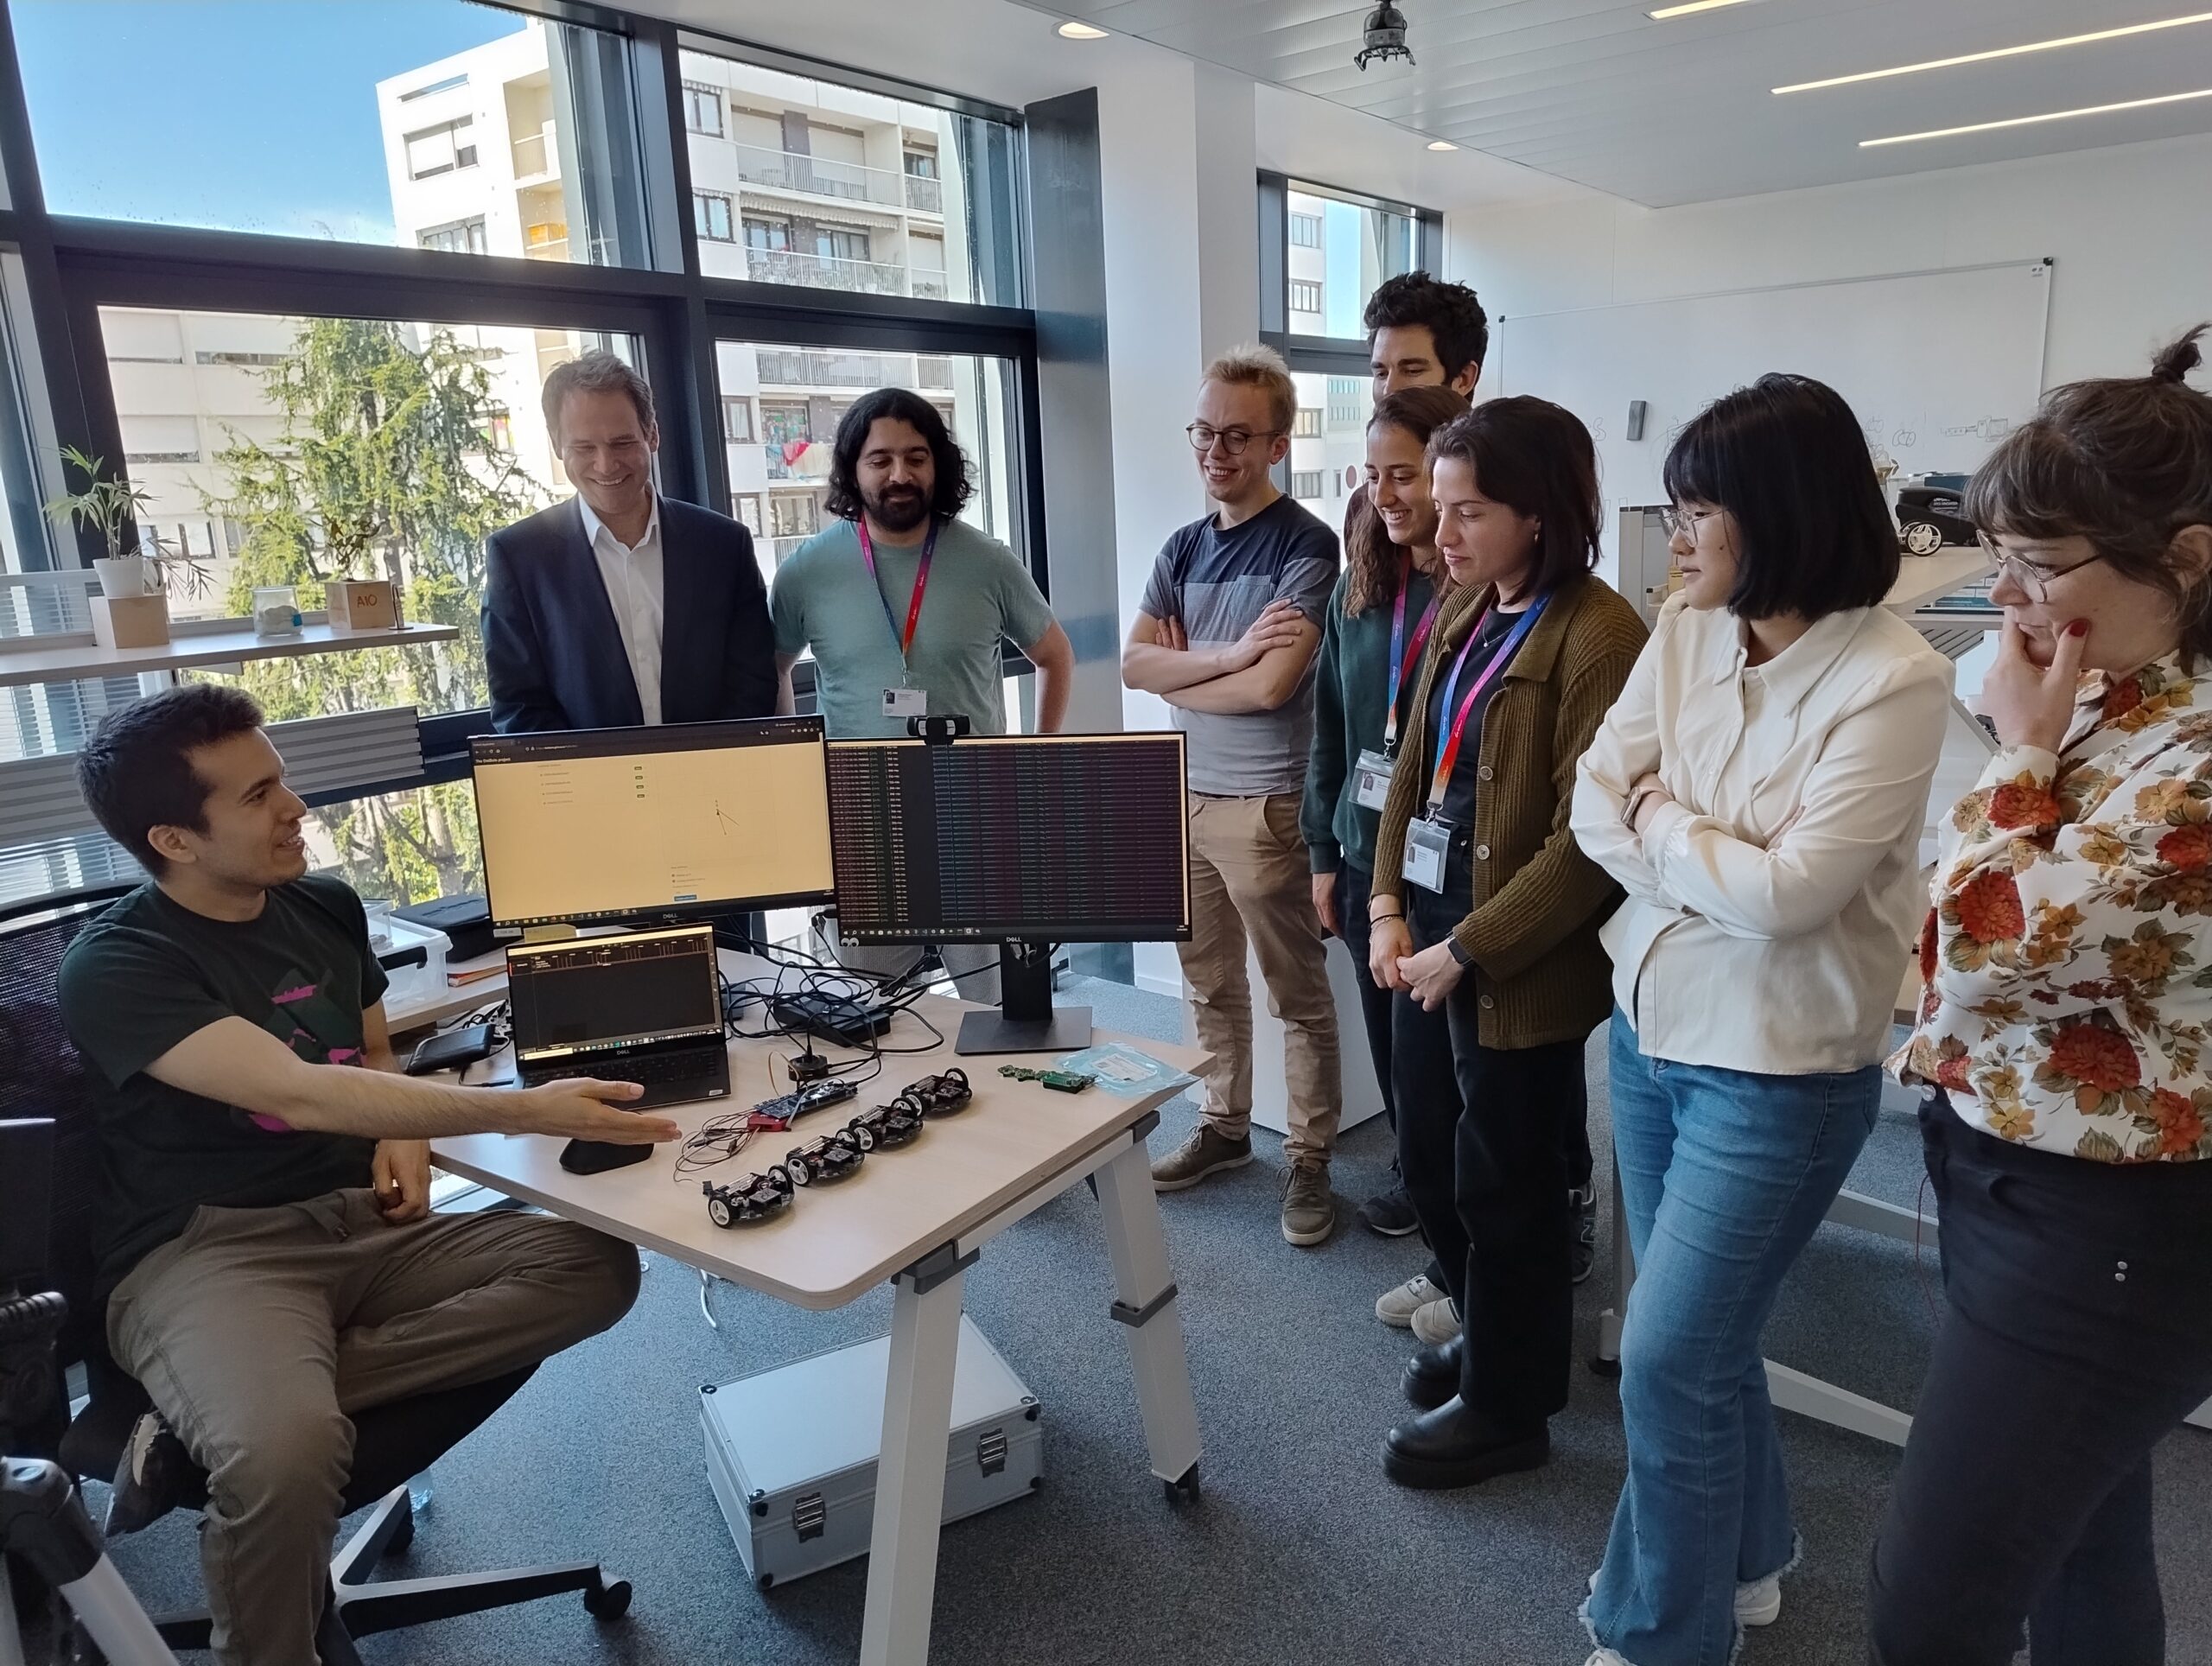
[1446,938,1473,968]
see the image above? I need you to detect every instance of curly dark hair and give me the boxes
[1967,325,2212,661]
[1363,272,1490,384]
[77,683,266,874]
[1345,385,1469,616]
[823,387,974,524]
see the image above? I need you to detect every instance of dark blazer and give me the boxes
[480,495,778,732]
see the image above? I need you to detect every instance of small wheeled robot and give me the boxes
[849,1098,925,1151]
[702,1167,794,1229]
[899,1068,973,1120]
[783,1127,868,1186]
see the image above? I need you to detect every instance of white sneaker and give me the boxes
[1585,1651,1633,1666]
[1736,1569,1783,1627]
[1410,1295,1461,1345]
[1375,1273,1445,1327]
[1586,1568,1783,1627]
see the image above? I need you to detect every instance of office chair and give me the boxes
[0,887,632,1663]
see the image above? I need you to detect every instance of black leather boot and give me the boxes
[1401,1334,1463,1410]
[1382,1398,1549,1490]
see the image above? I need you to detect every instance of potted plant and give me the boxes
[46,445,214,603]
[319,507,401,632]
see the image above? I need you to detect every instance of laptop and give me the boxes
[505,924,731,1110]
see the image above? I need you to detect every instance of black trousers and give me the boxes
[1868,1094,2212,1666]
[1395,838,1590,1432]
[1336,861,1446,1280]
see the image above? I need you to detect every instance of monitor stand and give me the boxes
[955,940,1093,1057]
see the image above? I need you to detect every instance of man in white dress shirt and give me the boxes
[481,352,780,731]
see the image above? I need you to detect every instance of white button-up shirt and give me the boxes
[576,493,664,726]
[1571,595,1954,1074]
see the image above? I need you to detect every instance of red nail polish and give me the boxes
[2068,620,2090,638]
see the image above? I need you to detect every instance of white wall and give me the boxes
[1446,130,2212,395]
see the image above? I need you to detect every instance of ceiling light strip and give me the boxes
[1778,10,2212,95]
[1861,86,2212,147]
[1649,0,1757,17]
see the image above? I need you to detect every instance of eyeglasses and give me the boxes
[1185,423,1283,456]
[1975,531,2107,601]
[1661,505,1719,540]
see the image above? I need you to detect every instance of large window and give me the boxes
[14,2,657,270]
[1284,182,1417,339]
[0,4,1044,917]
[98,304,634,667]
[678,45,1024,306]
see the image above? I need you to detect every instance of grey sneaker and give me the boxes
[1150,1124,1253,1192]
[1281,1162,1335,1246]
[1376,1272,1447,1327]
[1410,1295,1461,1345]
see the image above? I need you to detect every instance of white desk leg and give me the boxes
[1764,1361,1912,1447]
[859,1255,967,1666]
[1095,1136,1203,1498]
[1592,1154,1632,1376]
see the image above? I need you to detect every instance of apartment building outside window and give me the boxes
[721,397,756,443]
[1290,279,1322,315]
[1293,407,1321,438]
[1291,470,1325,500]
[1290,213,1321,248]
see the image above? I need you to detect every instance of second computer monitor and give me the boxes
[826,731,1191,945]
[472,716,836,930]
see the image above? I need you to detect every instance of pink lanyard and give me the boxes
[1382,560,1441,754]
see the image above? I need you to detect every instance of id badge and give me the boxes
[1402,816,1452,893]
[1353,748,1395,812]
[882,686,928,719]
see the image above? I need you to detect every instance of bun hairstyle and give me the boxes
[1966,324,2212,659]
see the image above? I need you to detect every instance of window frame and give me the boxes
[0,2,1050,877]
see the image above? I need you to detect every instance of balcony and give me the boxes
[731,142,908,211]
[743,247,908,296]
[512,124,558,182]
[904,174,943,213]
[911,274,949,302]
[754,349,959,391]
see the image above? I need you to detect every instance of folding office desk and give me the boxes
[429,951,1209,1665]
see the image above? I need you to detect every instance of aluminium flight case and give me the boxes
[700,1313,1043,1591]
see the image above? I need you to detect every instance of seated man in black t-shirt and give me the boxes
[56,685,681,1666]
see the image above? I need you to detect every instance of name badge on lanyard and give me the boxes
[1358,564,1440,813]
[1354,748,1395,811]
[860,518,938,721]
[1400,595,1548,893]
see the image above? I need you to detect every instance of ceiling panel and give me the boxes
[1009,0,2212,204]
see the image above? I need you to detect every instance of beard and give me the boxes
[862,484,931,532]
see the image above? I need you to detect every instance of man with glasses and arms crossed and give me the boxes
[1124,344,1344,1246]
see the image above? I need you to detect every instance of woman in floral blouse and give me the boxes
[1878,327,2212,1665]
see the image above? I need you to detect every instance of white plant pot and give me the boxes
[94,556,151,599]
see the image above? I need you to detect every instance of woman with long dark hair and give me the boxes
[1304,385,1465,1324]
[1874,329,2212,1665]
[1570,374,1954,1665]
[1366,397,1645,1488]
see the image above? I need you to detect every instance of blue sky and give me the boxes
[13,0,526,242]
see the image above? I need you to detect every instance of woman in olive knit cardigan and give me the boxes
[1366,398,1646,1489]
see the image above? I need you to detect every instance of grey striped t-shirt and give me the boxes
[1139,494,1340,797]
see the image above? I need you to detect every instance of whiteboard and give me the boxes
[1491,260,2052,581]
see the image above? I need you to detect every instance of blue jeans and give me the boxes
[1585,1009,1881,1666]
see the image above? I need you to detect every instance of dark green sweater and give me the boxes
[1301,564,1441,876]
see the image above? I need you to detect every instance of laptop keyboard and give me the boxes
[520,1044,728,1104]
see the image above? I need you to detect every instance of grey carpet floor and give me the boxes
[83,976,2212,1665]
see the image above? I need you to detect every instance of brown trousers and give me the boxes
[105,1189,639,1666]
[1177,792,1343,1166]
